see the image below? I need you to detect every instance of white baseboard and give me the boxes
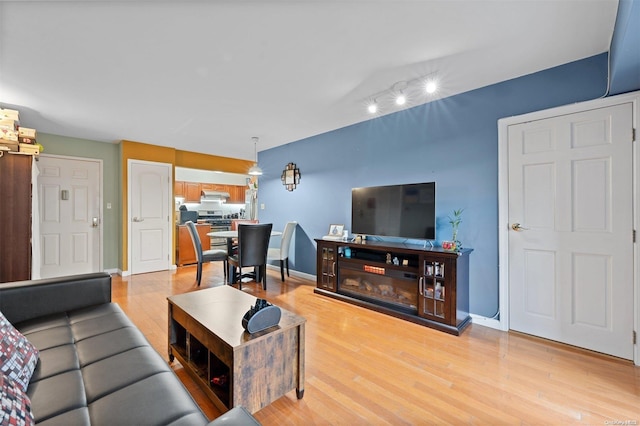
[112,265,177,276]
[266,264,316,282]
[469,314,505,331]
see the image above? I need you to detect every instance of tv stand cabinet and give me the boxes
[315,239,472,335]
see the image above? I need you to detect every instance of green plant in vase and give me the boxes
[447,208,464,251]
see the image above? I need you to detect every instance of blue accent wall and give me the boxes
[609,0,640,95]
[258,53,609,318]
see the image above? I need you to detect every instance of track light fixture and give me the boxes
[425,80,438,94]
[365,72,438,114]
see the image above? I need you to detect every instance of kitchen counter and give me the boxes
[176,223,211,266]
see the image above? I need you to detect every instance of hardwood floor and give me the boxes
[112,263,640,425]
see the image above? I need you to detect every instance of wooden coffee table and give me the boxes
[167,285,306,414]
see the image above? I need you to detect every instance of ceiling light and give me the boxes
[425,80,437,94]
[362,72,438,114]
[248,136,263,176]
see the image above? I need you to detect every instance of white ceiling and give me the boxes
[0,0,619,161]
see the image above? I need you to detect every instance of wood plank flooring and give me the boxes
[111,263,640,425]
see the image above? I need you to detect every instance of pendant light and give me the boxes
[248,136,263,176]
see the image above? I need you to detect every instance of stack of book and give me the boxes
[0,108,40,156]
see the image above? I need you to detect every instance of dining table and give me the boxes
[208,229,282,283]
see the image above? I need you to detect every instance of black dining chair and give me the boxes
[185,221,228,286]
[228,223,272,290]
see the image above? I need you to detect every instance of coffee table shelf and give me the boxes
[168,285,306,414]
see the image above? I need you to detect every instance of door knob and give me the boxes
[92,217,99,228]
[132,217,145,222]
[511,223,529,231]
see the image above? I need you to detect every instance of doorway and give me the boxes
[38,154,102,278]
[498,91,639,363]
[128,159,172,274]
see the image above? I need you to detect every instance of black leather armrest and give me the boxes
[0,272,112,324]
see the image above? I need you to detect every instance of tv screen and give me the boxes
[351,182,436,240]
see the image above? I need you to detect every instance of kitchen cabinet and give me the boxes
[174,181,185,198]
[0,153,32,282]
[227,185,246,204]
[184,182,202,202]
[174,181,247,204]
[176,223,211,266]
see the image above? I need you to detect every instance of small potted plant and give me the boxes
[443,208,463,251]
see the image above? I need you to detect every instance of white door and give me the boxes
[129,160,171,274]
[38,155,102,278]
[508,103,634,359]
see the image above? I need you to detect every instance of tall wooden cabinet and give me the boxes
[0,153,32,283]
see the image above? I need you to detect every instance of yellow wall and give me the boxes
[120,140,253,271]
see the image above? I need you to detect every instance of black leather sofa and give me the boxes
[0,272,260,425]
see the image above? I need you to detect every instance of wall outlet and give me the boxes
[260,203,265,210]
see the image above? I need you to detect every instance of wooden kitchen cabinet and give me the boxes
[227,185,246,204]
[176,224,211,266]
[184,182,202,202]
[174,181,246,204]
[0,153,32,282]
[174,181,185,198]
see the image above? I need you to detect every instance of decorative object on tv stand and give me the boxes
[281,162,301,191]
[443,208,464,251]
[248,136,263,176]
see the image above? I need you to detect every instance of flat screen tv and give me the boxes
[351,182,436,240]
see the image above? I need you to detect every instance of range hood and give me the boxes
[201,190,230,201]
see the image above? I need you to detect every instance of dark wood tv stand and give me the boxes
[315,238,472,335]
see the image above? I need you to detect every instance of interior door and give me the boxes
[129,160,171,274]
[508,103,634,359]
[38,155,102,278]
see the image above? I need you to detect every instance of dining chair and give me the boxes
[228,223,272,290]
[229,219,258,255]
[267,221,297,281]
[185,221,228,286]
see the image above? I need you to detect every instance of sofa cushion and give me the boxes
[88,372,210,425]
[0,311,39,392]
[30,344,79,383]
[26,370,86,422]
[81,346,171,403]
[0,373,34,425]
[36,408,90,426]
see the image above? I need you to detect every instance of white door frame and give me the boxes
[38,153,104,274]
[497,91,640,365]
[126,159,173,276]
